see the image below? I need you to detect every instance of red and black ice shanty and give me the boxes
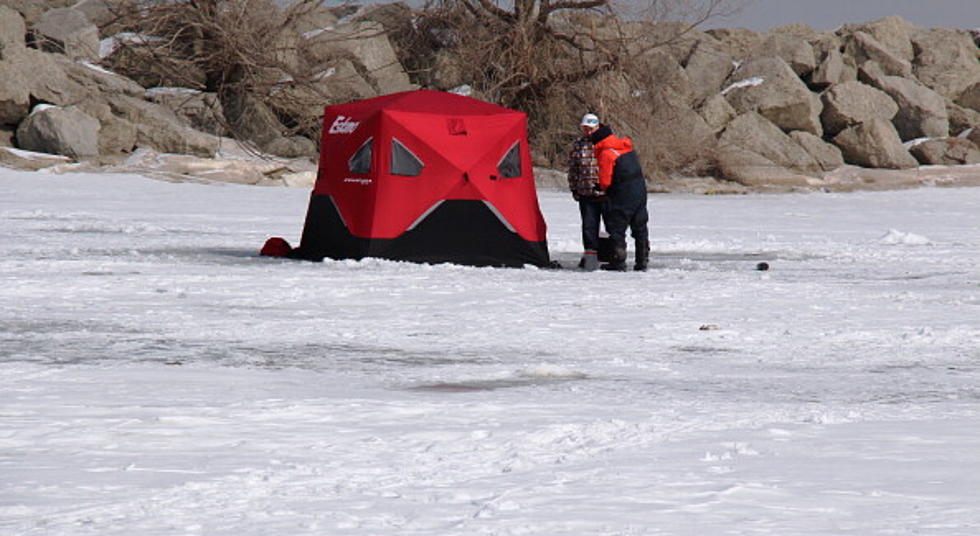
[262,90,550,267]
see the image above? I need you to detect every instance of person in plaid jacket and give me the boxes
[567,113,611,271]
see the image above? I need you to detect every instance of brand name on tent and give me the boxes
[328,115,360,134]
[343,177,373,185]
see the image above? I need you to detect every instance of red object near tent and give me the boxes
[272,90,550,267]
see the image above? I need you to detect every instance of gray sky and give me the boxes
[704,0,979,31]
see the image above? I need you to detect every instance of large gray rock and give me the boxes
[719,111,822,174]
[811,48,857,88]
[35,8,100,61]
[146,88,227,136]
[820,81,899,136]
[956,81,980,113]
[58,57,144,98]
[629,87,716,178]
[638,50,695,106]
[698,93,736,133]
[839,16,915,61]
[908,138,980,165]
[842,31,913,78]
[832,118,918,169]
[967,128,980,148]
[715,143,818,188]
[0,0,74,26]
[109,95,219,157]
[873,75,949,140]
[684,39,735,104]
[947,100,980,137]
[705,27,763,60]
[305,20,412,93]
[75,100,137,155]
[756,31,817,76]
[723,56,823,136]
[0,6,29,124]
[16,105,100,158]
[73,0,124,28]
[790,130,844,171]
[911,28,980,102]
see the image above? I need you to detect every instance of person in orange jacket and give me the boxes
[588,120,650,271]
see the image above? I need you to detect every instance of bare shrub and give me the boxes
[105,0,385,153]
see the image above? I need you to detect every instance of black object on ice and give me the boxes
[756,262,770,271]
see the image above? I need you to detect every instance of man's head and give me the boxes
[580,113,599,135]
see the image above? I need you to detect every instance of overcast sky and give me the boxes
[705,0,979,31]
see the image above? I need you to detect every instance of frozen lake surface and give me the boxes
[2,169,979,534]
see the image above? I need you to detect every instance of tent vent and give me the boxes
[391,138,424,176]
[447,118,467,135]
[497,142,522,178]
[348,137,373,174]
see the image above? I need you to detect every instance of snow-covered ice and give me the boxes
[1,169,979,535]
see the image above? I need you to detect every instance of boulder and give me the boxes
[0,124,13,146]
[628,87,716,177]
[108,95,219,157]
[0,6,29,124]
[755,31,817,77]
[74,99,137,155]
[832,118,918,169]
[58,57,144,98]
[908,138,980,165]
[221,91,284,147]
[790,130,844,171]
[16,105,100,158]
[637,50,695,106]
[684,39,735,104]
[810,48,857,88]
[305,20,413,93]
[34,8,100,61]
[290,3,338,35]
[873,75,949,140]
[73,0,123,29]
[947,100,980,137]
[145,88,227,136]
[719,111,822,174]
[0,0,74,26]
[723,56,823,136]
[264,136,317,158]
[808,31,843,62]
[839,16,915,61]
[705,27,763,60]
[956,81,980,113]
[715,143,818,188]
[820,80,899,136]
[698,93,736,133]
[911,28,980,101]
[842,31,913,78]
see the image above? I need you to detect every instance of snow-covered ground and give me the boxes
[2,169,979,535]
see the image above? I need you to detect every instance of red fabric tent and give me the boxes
[282,90,550,267]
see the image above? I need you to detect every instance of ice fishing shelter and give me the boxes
[283,90,550,267]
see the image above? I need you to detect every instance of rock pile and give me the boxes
[0,1,977,191]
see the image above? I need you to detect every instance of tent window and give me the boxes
[391,138,424,176]
[348,137,372,174]
[497,142,522,178]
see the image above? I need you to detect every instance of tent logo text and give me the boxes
[328,115,360,134]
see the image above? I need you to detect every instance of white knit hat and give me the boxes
[580,113,599,127]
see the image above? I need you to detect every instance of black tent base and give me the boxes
[292,195,550,268]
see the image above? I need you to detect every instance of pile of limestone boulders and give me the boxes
[0,0,414,185]
[639,17,980,189]
[0,0,977,191]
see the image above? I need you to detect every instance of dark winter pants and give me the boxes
[606,178,649,250]
[578,198,611,252]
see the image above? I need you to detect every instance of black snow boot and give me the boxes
[601,245,628,271]
[634,239,650,271]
